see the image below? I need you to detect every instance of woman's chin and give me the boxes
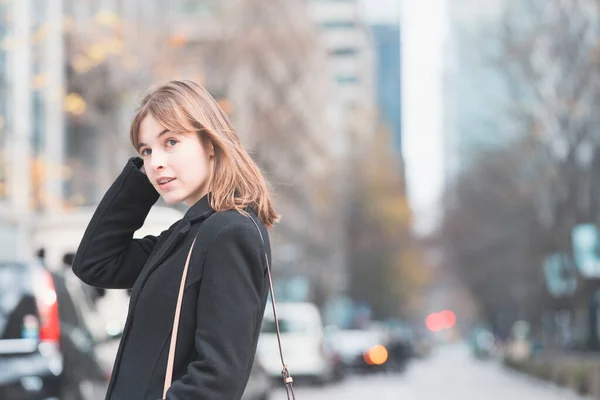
[161,195,183,205]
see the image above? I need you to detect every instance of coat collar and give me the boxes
[183,193,215,223]
[128,194,213,311]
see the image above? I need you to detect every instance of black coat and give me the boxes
[72,158,271,400]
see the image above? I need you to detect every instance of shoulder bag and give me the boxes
[162,217,296,400]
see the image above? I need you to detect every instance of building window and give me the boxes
[329,47,359,57]
[321,21,357,29]
[177,0,216,15]
[335,75,359,85]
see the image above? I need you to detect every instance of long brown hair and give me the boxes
[130,80,279,228]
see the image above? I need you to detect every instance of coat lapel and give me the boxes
[128,195,215,308]
[128,219,191,307]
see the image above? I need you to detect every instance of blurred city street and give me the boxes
[272,344,589,400]
[4,0,600,398]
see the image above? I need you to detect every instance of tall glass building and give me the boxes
[372,23,402,158]
[0,2,10,201]
[0,2,16,258]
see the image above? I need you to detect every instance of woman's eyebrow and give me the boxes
[138,129,169,149]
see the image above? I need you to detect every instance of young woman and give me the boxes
[72,80,278,400]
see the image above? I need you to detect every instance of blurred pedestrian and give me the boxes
[72,80,278,400]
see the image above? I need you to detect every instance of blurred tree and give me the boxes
[496,0,600,240]
[218,0,347,303]
[441,0,600,340]
[441,141,550,336]
[346,127,431,321]
[63,7,188,200]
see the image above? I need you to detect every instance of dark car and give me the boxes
[331,325,413,374]
[0,260,108,400]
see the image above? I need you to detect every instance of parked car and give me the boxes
[0,259,108,400]
[469,327,497,360]
[322,326,347,382]
[380,321,418,370]
[256,302,335,385]
[241,357,272,400]
[330,327,391,374]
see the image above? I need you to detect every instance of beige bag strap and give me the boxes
[246,216,295,399]
[162,235,197,399]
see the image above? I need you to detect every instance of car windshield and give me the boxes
[261,318,309,334]
[0,262,36,342]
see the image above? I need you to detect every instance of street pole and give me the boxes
[11,0,33,258]
[43,0,65,212]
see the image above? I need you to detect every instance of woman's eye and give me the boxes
[140,148,151,156]
[166,139,178,147]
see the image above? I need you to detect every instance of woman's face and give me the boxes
[137,113,214,206]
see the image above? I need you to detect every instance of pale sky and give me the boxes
[363,0,448,236]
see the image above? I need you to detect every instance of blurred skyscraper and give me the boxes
[0,1,18,257]
[0,0,67,257]
[309,0,376,151]
[443,0,508,181]
[308,0,377,304]
[0,3,10,202]
[371,23,402,159]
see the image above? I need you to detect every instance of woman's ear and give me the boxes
[206,141,215,157]
[207,141,215,158]
[200,134,215,158]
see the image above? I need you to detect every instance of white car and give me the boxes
[256,302,334,385]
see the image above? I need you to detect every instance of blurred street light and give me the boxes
[64,93,86,116]
[169,33,188,47]
[94,10,120,28]
[87,43,108,64]
[32,73,47,90]
[72,55,92,73]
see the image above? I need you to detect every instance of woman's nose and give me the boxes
[148,150,167,170]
